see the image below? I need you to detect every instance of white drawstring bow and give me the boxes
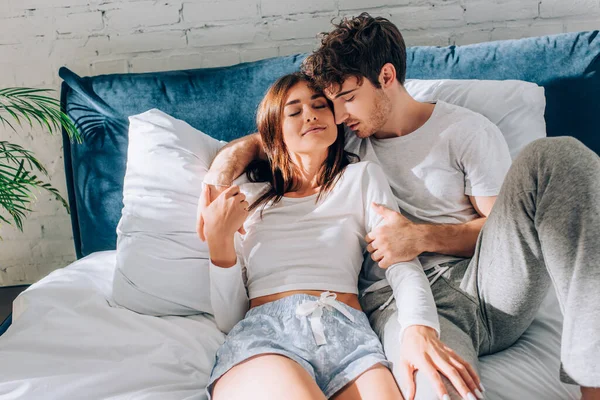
[295,292,355,346]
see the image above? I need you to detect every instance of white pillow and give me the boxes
[112,109,225,316]
[405,79,547,158]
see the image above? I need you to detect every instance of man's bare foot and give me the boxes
[582,386,600,400]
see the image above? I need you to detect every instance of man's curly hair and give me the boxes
[302,13,407,93]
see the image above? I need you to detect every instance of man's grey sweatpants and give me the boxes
[360,137,600,398]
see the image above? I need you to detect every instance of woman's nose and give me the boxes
[306,115,317,122]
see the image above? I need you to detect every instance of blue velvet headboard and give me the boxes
[60,31,600,259]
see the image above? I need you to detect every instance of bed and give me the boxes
[1,30,599,399]
[0,251,580,399]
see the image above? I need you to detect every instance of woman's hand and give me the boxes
[203,185,249,268]
[397,325,483,400]
[197,183,246,241]
[203,185,249,240]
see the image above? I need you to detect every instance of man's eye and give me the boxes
[345,95,355,102]
[314,105,327,109]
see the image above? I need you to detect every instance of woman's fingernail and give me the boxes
[466,393,477,400]
[479,383,486,392]
[474,388,484,399]
[442,395,451,400]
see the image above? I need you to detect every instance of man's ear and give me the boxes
[379,63,397,88]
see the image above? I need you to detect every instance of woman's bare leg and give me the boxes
[332,364,403,400]
[212,354,326,400]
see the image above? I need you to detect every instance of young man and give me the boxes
[197,13,600,400]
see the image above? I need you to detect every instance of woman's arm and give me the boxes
[384,258,439,339]
[198,133,264,241]
[209,255,249,333]
[362,162,440,335]
[203,185,251,333]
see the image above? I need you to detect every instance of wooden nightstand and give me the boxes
[0,285,30,336]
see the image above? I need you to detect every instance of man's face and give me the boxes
[324,76,391,139]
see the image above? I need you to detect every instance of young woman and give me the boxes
[202,73,440,400]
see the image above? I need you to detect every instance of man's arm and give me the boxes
[421,218,484,258]
[422,122,510,258]
[422,195,496,258]
[204,132,264,186]
[367,196,497,266]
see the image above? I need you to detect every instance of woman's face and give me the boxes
[281,81,338,156]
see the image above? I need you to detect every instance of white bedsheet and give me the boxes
[0,251,224,400]
[0,251,580,399]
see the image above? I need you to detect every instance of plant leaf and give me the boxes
[0,87,82,142]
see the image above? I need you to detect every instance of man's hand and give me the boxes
[196,183,246,242]
[365,203,428,268]
[398,326,484,400]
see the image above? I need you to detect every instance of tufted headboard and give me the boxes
[60,31,600,259]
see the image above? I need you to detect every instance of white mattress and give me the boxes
[0,251,579,399]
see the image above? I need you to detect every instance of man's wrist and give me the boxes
[203,171,233,188]
[419,223,436,253]
[203,180,230,188]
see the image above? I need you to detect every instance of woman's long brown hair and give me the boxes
[246,72,358,214]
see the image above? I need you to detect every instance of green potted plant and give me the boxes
[0,88,81,239]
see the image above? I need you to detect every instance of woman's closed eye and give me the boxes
[344,95,355,102]
[288,104,327,117]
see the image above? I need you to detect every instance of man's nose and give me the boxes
[334,105,348,125]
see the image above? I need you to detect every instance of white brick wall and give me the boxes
[0,0,599,286]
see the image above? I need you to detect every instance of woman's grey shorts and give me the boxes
[207,293,391,398]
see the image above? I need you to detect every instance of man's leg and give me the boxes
[462,137,600,386]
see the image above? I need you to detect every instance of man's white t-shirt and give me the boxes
[346,101,512,279]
